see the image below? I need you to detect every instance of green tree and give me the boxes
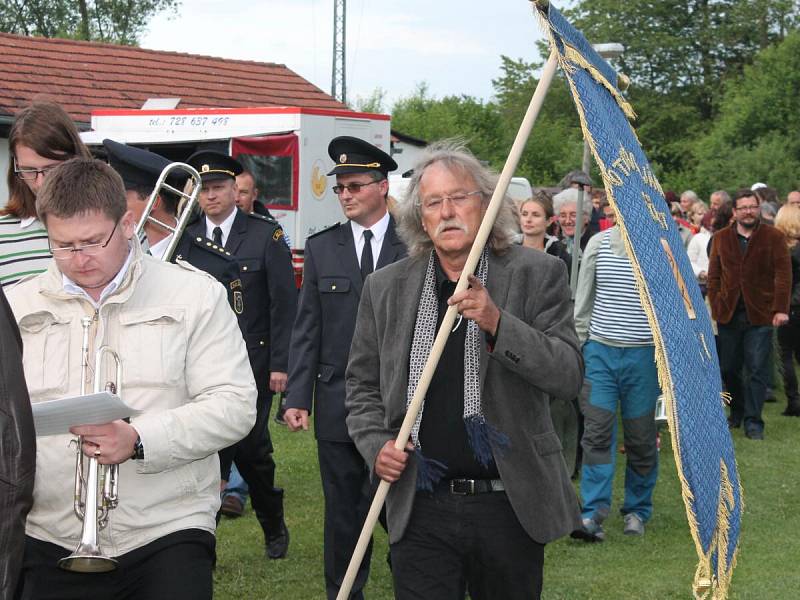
[391,83,507,169]
[0,0,180,45]
[351,88,387,114]
[691,31,800,196]
[565,0,800,191]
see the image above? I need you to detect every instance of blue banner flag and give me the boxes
[535,3,742,598]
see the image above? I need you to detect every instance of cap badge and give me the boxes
[201,164,210,172]
[339,153,347,163]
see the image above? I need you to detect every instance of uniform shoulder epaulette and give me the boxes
[307,222,341,240]
[248,211,277,225]
[176,236,236,259]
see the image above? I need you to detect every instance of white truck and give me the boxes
[81,106,391,279]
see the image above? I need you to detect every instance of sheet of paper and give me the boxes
[32,391,140,437]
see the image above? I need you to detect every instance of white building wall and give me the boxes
[0,141,9,207]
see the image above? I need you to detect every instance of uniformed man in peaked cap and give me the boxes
[284,136,406,599]
[103,140,243,311]
[184,150,296,560]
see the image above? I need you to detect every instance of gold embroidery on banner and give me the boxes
[660,238,696,319]
[642,192,669,230]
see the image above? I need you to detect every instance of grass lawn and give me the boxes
[214,397,800,599]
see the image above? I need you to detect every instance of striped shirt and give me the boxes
[0,214,51,287]
[588,230,653,345]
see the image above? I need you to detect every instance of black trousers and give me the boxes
[317,440,374,600]
[220,391,285,540]
[390,488,544,600]
[15,529,214,600]
[778,314,800,407]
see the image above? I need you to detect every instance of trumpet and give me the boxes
[135,161,202,262]
[58,316,122,573]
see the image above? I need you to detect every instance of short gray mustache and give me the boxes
[435,220,468,236]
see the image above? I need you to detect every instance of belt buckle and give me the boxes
[450,479,474,495]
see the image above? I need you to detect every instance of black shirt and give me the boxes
[417,258,500,480]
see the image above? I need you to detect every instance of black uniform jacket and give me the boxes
[286,218,406,441]
[183,210,296,395]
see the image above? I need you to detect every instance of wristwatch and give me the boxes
[132,436,145,460]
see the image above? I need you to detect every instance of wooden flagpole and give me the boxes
[336,50,561,600]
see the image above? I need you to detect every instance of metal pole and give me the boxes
[569,140,591,296]
[335,50,561,600]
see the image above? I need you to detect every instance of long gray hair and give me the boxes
[397,140,516,257]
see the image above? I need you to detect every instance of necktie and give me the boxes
[213,226,223,247]
[360,230,374,281]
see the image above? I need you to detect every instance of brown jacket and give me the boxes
[0,285,36,599]
[708,222,791,326]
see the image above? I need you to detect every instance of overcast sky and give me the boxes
[141,0,551,109]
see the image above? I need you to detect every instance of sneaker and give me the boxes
[570,517,605,542]
[623,513,645,536]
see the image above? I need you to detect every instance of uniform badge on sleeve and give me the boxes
[230,279,244,315]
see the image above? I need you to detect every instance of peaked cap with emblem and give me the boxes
[103,138,188,192]
[327,136,397,176]
[186,150,243,182]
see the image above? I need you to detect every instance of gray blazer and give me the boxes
[345,245,583,544]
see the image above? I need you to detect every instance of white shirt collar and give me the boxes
[62,243,135,308]
[149,233,174,261]
[205,207,238,246]
[350,211,390,245]
[20,216,38,229]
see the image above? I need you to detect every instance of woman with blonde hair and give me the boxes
[0,101,90,287]
[774,204,800,416]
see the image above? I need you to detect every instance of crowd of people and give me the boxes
[1,98,799,599]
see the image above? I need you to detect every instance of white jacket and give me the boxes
[7,240,257,555]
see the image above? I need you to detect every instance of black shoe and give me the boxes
[782,404,800,416]
[274,406,287,426]
[266,520,289,559]
[745,429,764,440]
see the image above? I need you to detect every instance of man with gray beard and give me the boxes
[345,141,582,599]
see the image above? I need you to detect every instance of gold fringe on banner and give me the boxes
[552,38,741,599]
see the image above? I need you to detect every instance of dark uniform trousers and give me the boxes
[287,218,406,599]
[181,209,297,543]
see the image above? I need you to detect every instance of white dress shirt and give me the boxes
[205,208,238,247]
[350,211,390,265]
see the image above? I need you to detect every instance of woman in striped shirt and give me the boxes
[1,101,90,287]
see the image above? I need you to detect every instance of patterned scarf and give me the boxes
[407,247,507,490]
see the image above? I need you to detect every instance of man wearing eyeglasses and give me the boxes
[183,150,296,561]
[708,187,791,440]
[6,158,256,599]
[345,141,582,599]
[284,136,406,599]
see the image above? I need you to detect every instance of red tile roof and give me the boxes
[0,32,349,123]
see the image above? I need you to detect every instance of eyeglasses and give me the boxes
[49,220,120,261]
[735,205,760,212]
[419,191,482,211]
[332,180,382,195]
[14,158,61,181]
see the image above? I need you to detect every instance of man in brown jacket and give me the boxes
[708,188,791,440]
[0,284,36,597]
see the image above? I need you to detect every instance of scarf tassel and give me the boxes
[414,450,448,492]
[464,415,511,468]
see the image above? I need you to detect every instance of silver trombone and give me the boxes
[135,161,202,262]
[59,316,123,573]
